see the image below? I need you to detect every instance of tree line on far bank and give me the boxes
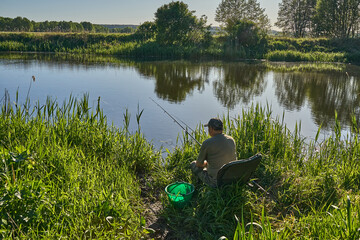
[1,0,360,63]
[0,17,135,33]
[1,0,360,39]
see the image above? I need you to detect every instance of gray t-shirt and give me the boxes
[196,133,236,179]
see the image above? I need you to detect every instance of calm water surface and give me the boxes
[1,54,360,150]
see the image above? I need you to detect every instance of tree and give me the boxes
[275,0,317,37]
[154,1,210,46]
[215,0,270,31]
[226,20,265,48]
[135,21,157,41]
[58,21,72,32]
[120,27,134,33]
[0,17,12,31]
[72,22,84,32]
[93,25,109,33]
[81,22,94,32]
[313,0,360,38]
[12,17,32,32]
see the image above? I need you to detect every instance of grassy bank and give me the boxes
[1,93,360,239]
[1,32,360,62]
[0,93,161,238]
[159,106,360,239]
[266,37,360,63]
[264,50,346,62]
[0,32,223,60]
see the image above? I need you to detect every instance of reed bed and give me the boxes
[0,93,161,239]
[159,105,360,239]
[1,91,360,239]
[264,50,346,62]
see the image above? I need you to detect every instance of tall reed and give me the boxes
[265,50,346,62]
[0,92,161,239]
[160,104,360,239]
[2,90,360,239]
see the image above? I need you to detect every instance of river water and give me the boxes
[1,53,360,150]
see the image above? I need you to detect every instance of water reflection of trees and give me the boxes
[274,71,360,129]
[133,61,208,103]
[274,73,308,111]
[133,61,267,107]
[213,63,267,109]
[132,60,360,130]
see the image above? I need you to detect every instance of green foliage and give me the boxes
[265,37,360,63]
[275,0,360,38]
[1,32,360,62]
[293,196,360,239]
[159,104,360,239]
[154,1,211,46]
[80,21,94,32]
[0,93,161,238]
[313,0,360,38]
[224,196,360,239]
[0,32,137,53]
[267,37,333,52]
[0,162,54,235]
[265,50,346,62]
[215,0,270,31]
[224,20,267,58]
[0,16,33,32]
[1,87,360,238]
[0,16,111,33]
[118,27,134,34]
[134,21,157,42]
[275,0,317,37]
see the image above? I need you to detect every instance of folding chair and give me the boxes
[216,153,262,187]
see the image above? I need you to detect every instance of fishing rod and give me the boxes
[177,117,196,133]
[150,99,276,200]
[149,97,201,146]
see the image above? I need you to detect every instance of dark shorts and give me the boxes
[190,161,217,187]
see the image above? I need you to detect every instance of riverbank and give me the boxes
[1,93,359,239]
[1,32,360,63]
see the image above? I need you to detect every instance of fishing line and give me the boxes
[150,98,273,197]
[176,116,196,133]
[149,97,201,146]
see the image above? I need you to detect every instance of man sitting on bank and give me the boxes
[190,118,237,187]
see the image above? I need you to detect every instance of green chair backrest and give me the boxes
[216,153,262,187]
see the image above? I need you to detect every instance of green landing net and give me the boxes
[165,182,195,208]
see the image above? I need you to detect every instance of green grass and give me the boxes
[264,50,347,62]
[266,37,360,64]
[0,92,161,238]
[268,37,360,53]
[1,32,360,62]
[1,90,360,239]
[0,32,137,53]
[0,33,224,60]
[157,105,360,239]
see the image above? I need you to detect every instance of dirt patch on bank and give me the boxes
[140,175,172,239]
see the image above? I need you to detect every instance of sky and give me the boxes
[0,0,282,29]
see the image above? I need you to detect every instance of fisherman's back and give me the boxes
[197,133,236,179]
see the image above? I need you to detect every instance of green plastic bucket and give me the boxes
[165,182,195,208]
